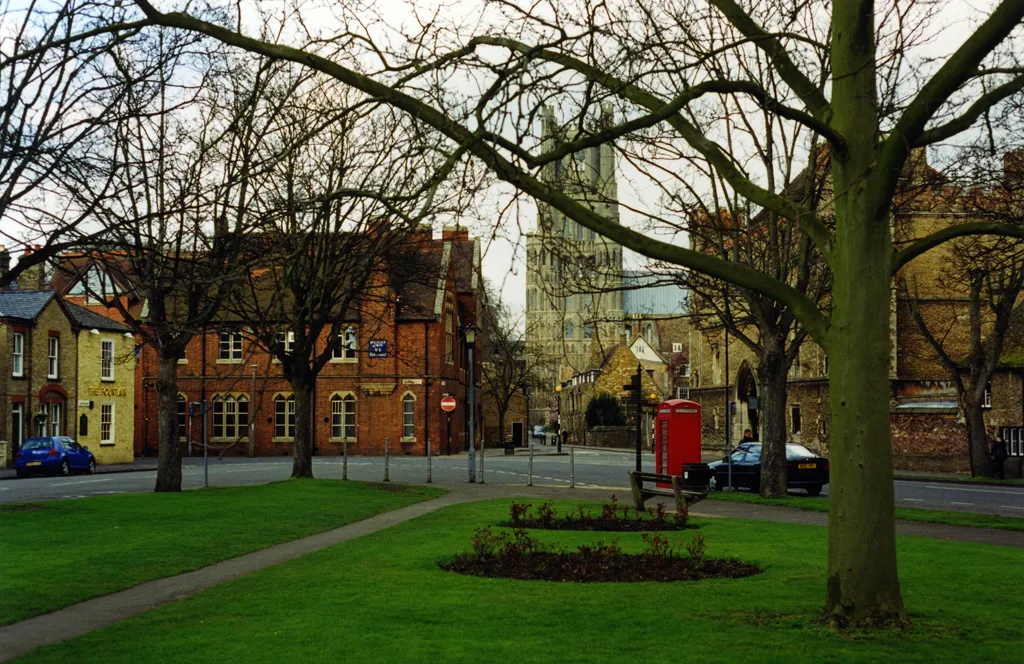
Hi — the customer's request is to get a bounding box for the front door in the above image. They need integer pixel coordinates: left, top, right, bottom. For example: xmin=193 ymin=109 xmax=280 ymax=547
xmin=512 ymin=422 xmax=523 ymax=447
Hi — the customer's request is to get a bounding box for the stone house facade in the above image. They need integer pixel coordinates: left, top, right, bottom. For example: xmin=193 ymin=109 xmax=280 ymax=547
xmin=686 ymin=149 xmax=1024 ymax=474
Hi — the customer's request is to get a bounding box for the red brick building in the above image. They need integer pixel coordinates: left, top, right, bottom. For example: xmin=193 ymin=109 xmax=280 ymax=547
xmin=60 ymin=228 xmax=482 ymax=458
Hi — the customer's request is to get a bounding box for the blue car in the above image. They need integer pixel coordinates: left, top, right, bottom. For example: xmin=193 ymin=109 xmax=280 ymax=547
xmin=15 ymin=437 xmax=96 ymax=478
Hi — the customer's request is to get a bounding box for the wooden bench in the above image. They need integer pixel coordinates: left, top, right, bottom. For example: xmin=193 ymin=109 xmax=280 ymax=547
xmin=628 ymin=471 xmax=707 ymax=514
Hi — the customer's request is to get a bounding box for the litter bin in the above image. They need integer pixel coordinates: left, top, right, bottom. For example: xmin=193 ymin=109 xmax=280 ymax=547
xmin=682 ymin=463 xmax=713 ymax=491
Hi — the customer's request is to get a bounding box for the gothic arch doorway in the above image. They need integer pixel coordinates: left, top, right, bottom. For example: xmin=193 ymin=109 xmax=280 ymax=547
xmin=735 ymin=362 xmax=759 ymax=441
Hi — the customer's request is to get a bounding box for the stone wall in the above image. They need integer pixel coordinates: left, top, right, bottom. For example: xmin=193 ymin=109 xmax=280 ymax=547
xmin=586 ymin=425 xmax=633 ymax=449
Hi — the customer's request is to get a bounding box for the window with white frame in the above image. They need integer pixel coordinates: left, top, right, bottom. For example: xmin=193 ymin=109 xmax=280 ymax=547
xmin=12 ymin=332 xmax=24 ymax=377
xmin=983 ymin=381 xmax=992 ymax=409
xmin=212 ymin=395 xmax=249 ymax=439
xmin=101 ymin=339 xmax=114 ymax=380
xmin=274 ymin=394 xmax=295 ymax=439
xmin=47 ymin=336 xmax=59 ymax=379
xmin=672 ymin=342 xmax=683 ymax=353
xmin=333 ymin=326 xmax=357 ymax=360
xmin=276 ymin=331 xmax=295 ymax=356
xmin=402 ymin=394 xmax=415 ymax=438
xmin=330 ymin=394 xmax=356 ymax=439
xmin=219 ymin=330 xmax=243 ymax=361
xmin=100 ymin=403 xmax=114 ymax=444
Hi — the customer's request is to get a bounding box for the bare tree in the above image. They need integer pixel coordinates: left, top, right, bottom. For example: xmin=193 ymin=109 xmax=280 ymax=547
xmin=229 ymin=73 xmax=471 ymax=477
xmin=905 ymin=148 xmax=1024 ymax=477
xmin=65 ymin=40 xmax=288 ymax=491
xmin=0 ymin=0 xmax=150 ymax=285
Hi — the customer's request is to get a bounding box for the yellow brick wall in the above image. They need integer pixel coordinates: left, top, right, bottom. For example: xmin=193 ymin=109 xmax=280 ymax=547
xmin=76 ymin=329 xmax=135 ymax=464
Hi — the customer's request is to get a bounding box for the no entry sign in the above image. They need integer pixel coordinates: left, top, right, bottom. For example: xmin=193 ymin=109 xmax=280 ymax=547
xmin=440 ymin=395 xmax=457 ymax=412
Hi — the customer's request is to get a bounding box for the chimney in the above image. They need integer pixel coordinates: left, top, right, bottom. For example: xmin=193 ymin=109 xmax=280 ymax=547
xmin=16 ymin=244 xmax=46 ymax=291
xmin=1004 ymin=149 xmax=1024 ymax=188
xmin=441 ymin=225 xmax=470 ymax=242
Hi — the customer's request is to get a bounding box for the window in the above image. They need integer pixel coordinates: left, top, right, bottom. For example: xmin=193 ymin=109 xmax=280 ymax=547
xmin=100 ymin=403 xmax=114 ymax=444
xmin=101 ymin=340 xmax=114 ymax=380
xmin=672 ymin=342 xmax=683 ymax=353
xmin=333 ymin=326 xmax=357 ymax=360
xmin=624 ymin=324 xmax=632 ymax=339
xmin=331 ymin=394 xmax=356 ymax=439
xmin=275 ymin=395 xmax=295 ymax=439
xmin=983 ymin=382 xmax=992 ymax=409
xmin=212 ymin=395 xmax=249 ymax=439
xmin=177 ymin=396 xmax=187 ymax=439
xmin=645 ymin=324 xmax=653 ymax=342
xmin=583 ymin=323 xmax=593 ymax=339
xmin=12 ymin=333 xmax=23 ymax=377
xmin=445 ymin=293 xmax=455 ymax=364
xmin=791 ymin=406 xmax=802 ymax=435
xmin=582 ymin=295 xmax=592 ymax=311
xmin=565 ymin=321 xmax=574 ymax=339
xmin=219 ymin=330 xmax=243 ymax=361
xmin=402 ymin=394 xmax=415 ymax=439
xmin=47 ymin=336 xmax=59 ymax=379
xmin=576 ymin=223 xmax=583 ymax=241
xmin=38 ymin=403 xmax=62 ymax=436
xmin=276 ymin=331 xmax=295 ymax=355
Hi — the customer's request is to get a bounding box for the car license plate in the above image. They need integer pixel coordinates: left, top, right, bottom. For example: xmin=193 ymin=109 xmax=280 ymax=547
xmin=27 ymin=461 xmax=41 ymax=467
xmin=798 ymin=463 xmax=816 ymax=469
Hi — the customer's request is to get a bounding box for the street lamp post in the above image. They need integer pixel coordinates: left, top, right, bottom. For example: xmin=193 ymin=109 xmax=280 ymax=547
xmin=554 ymin=384 xmax=563 ymax=453
xmin=465 ymin=326 xmax=477 ymax=483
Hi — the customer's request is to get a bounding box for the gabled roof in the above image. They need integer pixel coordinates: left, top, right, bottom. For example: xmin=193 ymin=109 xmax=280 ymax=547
xmin=0 ymin=290 xmax=54 ymax=321
xmin=64 ymin=302 xmax=131 ymax=333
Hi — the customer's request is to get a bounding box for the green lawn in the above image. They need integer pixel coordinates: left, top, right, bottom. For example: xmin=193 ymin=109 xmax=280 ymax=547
xmin=17 ymin=499 xmax=1024 ymax=663
xmin=706 ymin=490 xmax=1024 ymax=531
xmin=0 ymin=480 xmax=444 ymax=625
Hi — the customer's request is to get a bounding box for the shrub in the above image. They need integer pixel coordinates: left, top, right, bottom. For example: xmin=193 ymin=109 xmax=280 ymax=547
xmin=586 ymin=393 xmax=626 ymax=427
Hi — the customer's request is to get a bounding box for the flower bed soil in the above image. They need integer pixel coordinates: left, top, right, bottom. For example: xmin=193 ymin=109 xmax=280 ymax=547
xmin=441 ymin=552 xmax=762 ymax=582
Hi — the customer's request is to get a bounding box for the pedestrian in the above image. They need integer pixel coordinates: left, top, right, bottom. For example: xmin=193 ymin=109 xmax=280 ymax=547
xmin=740 ymin=428 xmax=754 ymax=444
xmin=989 ymin=436 xmax=1009 ymax=480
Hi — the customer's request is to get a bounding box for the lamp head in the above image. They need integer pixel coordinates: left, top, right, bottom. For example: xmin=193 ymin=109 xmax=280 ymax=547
xmin=554 ymin=385 xmax=562 ymax=393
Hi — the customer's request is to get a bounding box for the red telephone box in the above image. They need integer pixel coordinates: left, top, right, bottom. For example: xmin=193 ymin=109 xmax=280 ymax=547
xmin=655 ymin=399 xmax=703 ymax=488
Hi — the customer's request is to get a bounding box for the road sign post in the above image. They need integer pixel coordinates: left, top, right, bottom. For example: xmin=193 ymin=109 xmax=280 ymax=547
xmin=623 ymin=365 xmax=644 ymax=473
xmin=441 ymin=395 xmax=456 ymax=456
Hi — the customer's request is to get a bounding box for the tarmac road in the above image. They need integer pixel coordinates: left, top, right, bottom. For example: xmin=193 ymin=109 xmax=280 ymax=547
xmin=3 ymin=446 xmax=1024 ymax=518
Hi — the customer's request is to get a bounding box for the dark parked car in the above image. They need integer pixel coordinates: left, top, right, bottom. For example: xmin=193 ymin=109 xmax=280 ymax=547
xmin=708 ymin=443 xmax=829 ymax=495
xmin=14 ymin=437 xmax=96 ymax=478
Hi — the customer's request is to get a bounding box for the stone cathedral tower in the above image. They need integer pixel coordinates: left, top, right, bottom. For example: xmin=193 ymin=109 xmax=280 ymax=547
xmin=525 ymin=106 xmax=624 ymax=427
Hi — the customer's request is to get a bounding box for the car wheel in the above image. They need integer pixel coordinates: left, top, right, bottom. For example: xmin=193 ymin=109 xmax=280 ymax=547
xmin=806 ymin=484 xmax=823 ymax=497
xmin=87 ymin=459 xmax=96 ymax=475
xmin=59 ymin=460 xmax=70 ymax=477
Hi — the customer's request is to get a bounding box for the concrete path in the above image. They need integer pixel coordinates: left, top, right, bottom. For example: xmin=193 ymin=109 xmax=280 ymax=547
xmin=1 ymin=482 xmax=1020 ymax=661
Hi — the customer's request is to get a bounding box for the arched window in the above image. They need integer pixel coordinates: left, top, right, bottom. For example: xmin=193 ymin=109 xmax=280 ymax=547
xmin=645 ymin=323 xmax=653 ymax=342
xmin=402 ymin=394 xmax=415 ymax=439
xmin=584 ymin=323 xmax=593 ymax=339
xmin=274 ymin=394 xmax=295 ymax=439
xmin=565 ymin=321 xmax=574 ymax=339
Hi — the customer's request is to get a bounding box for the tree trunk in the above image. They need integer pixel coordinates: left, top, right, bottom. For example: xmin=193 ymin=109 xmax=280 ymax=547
xmin=757 ymin=357 xmax=789 ymax=497
xmin=963 ymin=402 xmax=993 ymax=478
xmin=154 ymin=353 xmax=182 ymax=492
xmin=291 ymin=381 xmax=314 ymax=478
xmin=826 ymin=203 xmax=907 ymax=627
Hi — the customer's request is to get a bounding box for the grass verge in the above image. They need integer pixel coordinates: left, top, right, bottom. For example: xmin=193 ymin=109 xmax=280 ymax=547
xmin=16 ymin=499 xmax=1023 ymax=664
xmin=0 ymin=479 xmax=444 ymax=625
xmin=706 ymin=490 xmax=1024 ymax=531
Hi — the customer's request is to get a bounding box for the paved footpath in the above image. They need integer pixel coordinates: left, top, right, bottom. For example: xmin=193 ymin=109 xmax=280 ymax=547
xmin=1 ymin=482 xmax=1020 ymax=661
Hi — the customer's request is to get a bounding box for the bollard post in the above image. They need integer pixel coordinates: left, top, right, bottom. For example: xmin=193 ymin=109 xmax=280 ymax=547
xmin=427 ymin=439 xmax=432 ymax=483
xmin=384 ymin=437 xmax=390 ymax=482
xmin=479 ymin=433 xmax=485 ymax=484
xmin=528 ymin=445 xmax=534 ymax=487
xmin=570 ymin=445 xmax=575 ymax=489
xmin=343 ymin=435 xmax=348 ymax=481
